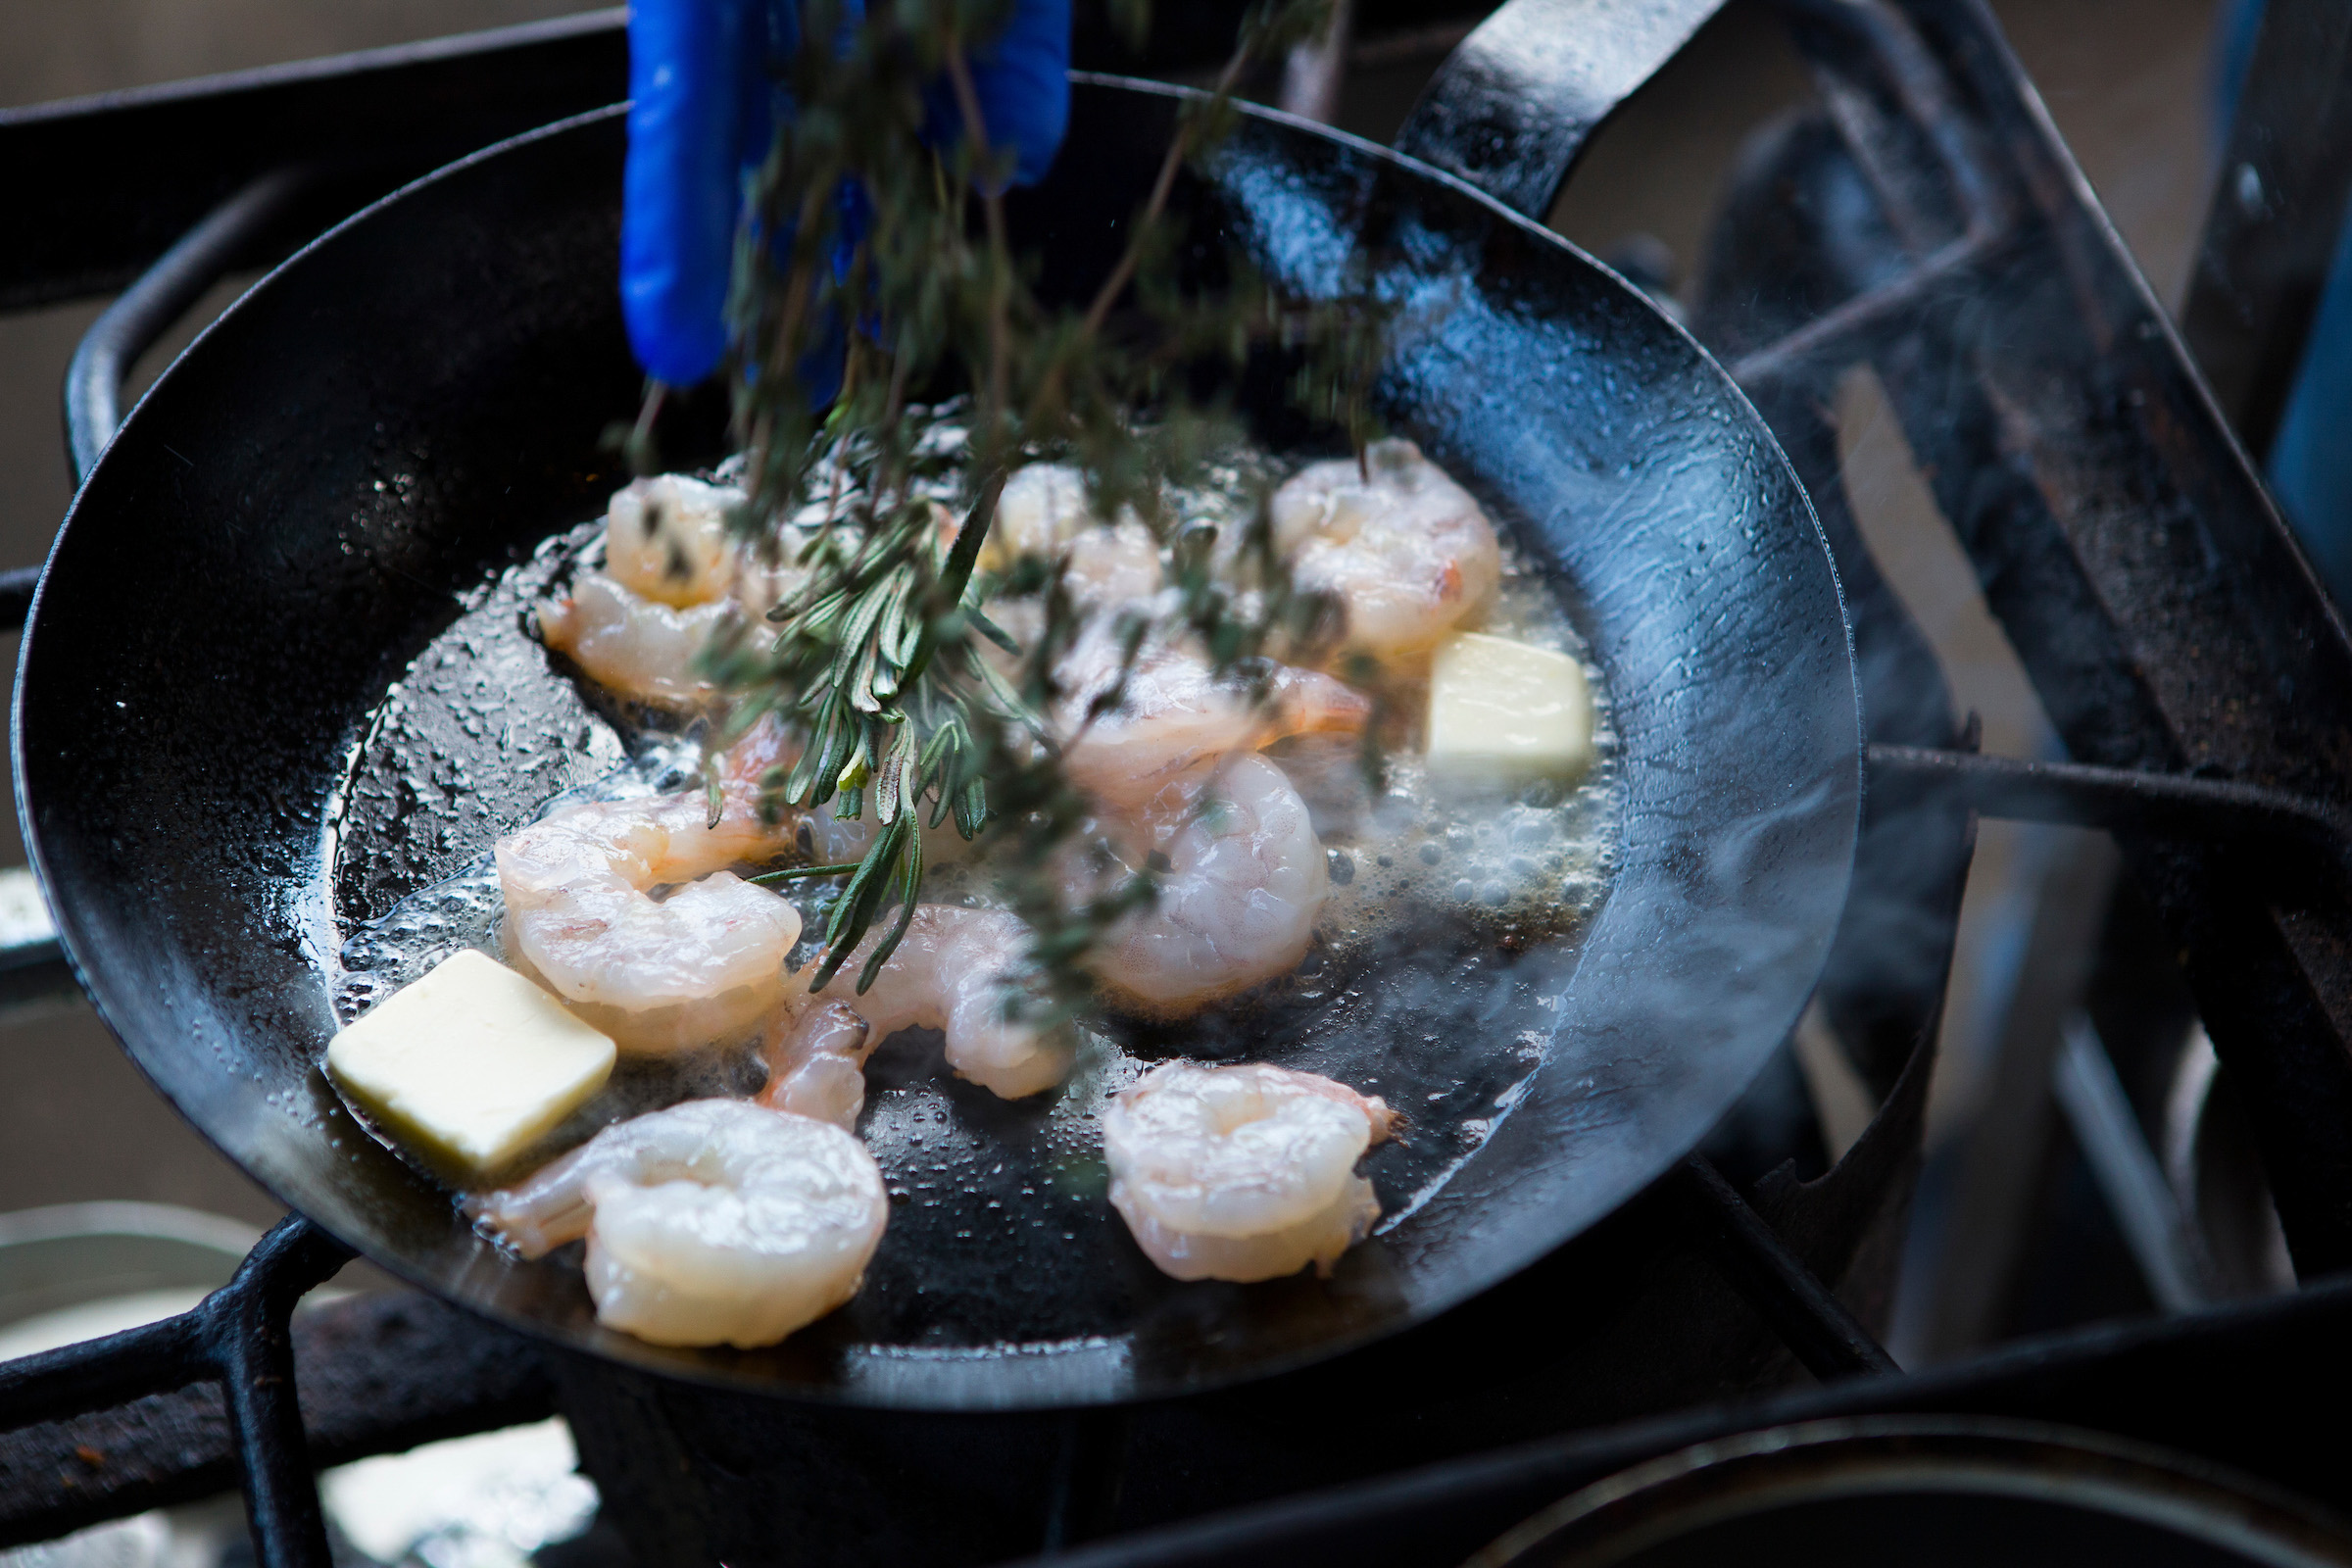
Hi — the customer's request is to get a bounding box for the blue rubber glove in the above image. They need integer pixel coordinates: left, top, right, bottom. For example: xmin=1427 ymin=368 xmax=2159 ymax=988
xmin=622 ymin=0 xmax=1073 ymax=388
xmin=2215 ymin=0 xmax=2352 ymax=606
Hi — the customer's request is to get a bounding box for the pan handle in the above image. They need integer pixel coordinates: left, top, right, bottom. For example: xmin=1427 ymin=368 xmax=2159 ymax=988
xmin=0 ymin=172 xmax=309 ymax=642
xmin=62 ymin=171 xmax=309 ymax=489
xmin=1393 ymin=0 xmax=1732 ymax=220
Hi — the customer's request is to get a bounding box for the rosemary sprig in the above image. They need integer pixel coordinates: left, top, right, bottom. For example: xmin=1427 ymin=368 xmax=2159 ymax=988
xmin=694 ymin=0 xmax=1383 ymax=1001
xmin=748 ymin=862 xmax=863 ymax=886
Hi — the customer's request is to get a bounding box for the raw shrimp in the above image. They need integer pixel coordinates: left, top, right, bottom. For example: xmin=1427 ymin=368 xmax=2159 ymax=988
xmin=1269 ymin=438 xmax=1500 ymax=662
xmin=606 ymin=474 xmax=742 ymax=608
xmin=469 ymin=1099 xmax=886 ymax=1348
xmin=757 ymin=1001 xmax=876 ymax=1130
xmin=813 ymin=906 xmax=1071 ymax=1099
xmin=985 ymin=463 xmax=1161 ymax=607
xmin=1080 ymin=753 xmax=1331 ymax=1014
xmin=497 ymin=725 xmax=801 ymax=1054
xmin=1057 ymin=628 xmax=1372 ymax=814
xmin=541 ymin=475 xmax=806 ymax=708
xmin=975 ymin=466 xmax=1372 ymax=811
xmin=539 ymin=573 xmax=731 ymax=710
xmin=1101 ymin=1061 xmax=1396 ymax=1282
xmin=796 ymin=794 xmax=979 ymax=873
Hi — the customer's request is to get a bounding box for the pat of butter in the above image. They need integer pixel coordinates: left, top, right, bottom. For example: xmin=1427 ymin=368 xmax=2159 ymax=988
xmin=1426 ymin=631 xmax=1595 ymax=784
xmin=326 ymin=950 xmax=614 ymax=1177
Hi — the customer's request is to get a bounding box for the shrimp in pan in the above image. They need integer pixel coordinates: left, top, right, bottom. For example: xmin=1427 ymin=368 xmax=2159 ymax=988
xmin=539 ymin=475 xmax=806 ymax=708
xmin=812 ymin=906 xmax=1071 ymax=1099
xmin=982 ymin=463 xmax=1162 ymax=608
xmin=796 ymin=791 xmax=979 ymax=875
xmin=496 ymin=724 xmax=801 ymax=1054
xmin=1269 ymin=438 xmax=1500 ymax=662
xmin=757 ymin=1001 xmax=877 ymax=1131
xmin=1102 ymin=1061 xmax=1397 ymax=1282
xmin=605 ymin=474 xmax=742 ymax=606
xmin=469 ymin=1099 xmax=886 ymax=1348
xmin=1056 ymin=631 xmax=1371 ymax=815
xmin=539 ymin=575 xmax=735 ymax=710
xmin=1078 ymin=753 xmax=1332 ymax=1016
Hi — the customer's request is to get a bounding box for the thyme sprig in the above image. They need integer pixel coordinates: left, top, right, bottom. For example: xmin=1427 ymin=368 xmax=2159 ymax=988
xmin=689 ymin=0 xmax=1387 ymax=1004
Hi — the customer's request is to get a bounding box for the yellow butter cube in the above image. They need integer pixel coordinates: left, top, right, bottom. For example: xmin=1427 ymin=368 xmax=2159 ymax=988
xmin=1427 ymin=631 xmax=1595 ymax=785
xmin=326 ymin=949 xmax=614 ymax=1177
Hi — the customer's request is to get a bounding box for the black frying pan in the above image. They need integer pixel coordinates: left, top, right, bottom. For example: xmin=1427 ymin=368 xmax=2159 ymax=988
xmin=15 ymin=35 xmax=1858 ymax=1408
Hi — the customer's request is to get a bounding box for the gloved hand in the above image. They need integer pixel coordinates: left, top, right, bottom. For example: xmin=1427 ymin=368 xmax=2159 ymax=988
xmin=622 ymin=0 xmax=1073 ymax=388
xmin=2214 ymin=0 xmax=2352 ymax=605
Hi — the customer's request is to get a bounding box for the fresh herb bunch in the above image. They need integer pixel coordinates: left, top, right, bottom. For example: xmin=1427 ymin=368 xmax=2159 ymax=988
xmin=686 ymin=0 xmax=1389 ymax=1007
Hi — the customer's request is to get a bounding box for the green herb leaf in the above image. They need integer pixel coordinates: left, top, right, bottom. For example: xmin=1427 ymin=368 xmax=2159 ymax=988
xmin=709 ymin=0 xmax=1377 ymax=1006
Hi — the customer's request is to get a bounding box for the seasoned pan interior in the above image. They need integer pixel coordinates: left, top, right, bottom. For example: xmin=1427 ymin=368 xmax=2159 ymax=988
xmin=16 ymin=87 xmax=1858 ymax=1407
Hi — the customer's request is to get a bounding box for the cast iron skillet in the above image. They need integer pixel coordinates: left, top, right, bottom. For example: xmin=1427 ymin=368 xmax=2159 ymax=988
xmin=15 ymin=49 xmax=1859 ymax=1406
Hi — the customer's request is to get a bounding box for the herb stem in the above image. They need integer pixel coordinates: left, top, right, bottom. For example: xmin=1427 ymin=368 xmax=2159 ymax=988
xmin=749 ymin=861 xmax=865 ymax=886
xmin=716 ymin=0 xmax=1366 ymax=1004
xmin=943 ymin=44 xmax=1014 ymax=457
xmin=1079 ymin=43 xmax=1252 ymax=341
xmin=767 ymin=183 xmax=834 ymax=381
xmin=624 ymin=380 xmax=666 ymax=476
xmin=902 ymin=466 xmax=1008 ymax=692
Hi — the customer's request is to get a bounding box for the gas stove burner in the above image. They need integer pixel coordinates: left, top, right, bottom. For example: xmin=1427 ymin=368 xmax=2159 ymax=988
xmin=1474 ymin=1418 xmax=2352 ymax=1568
